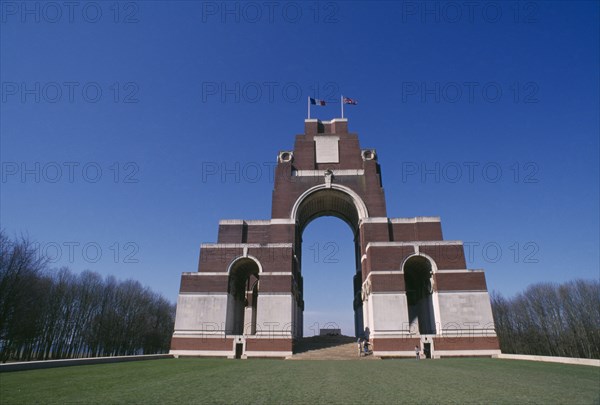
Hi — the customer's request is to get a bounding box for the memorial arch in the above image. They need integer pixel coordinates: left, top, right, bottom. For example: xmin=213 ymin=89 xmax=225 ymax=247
xmin=293 ymin=185 xmax=367 ymax=337
xmin=170 ymin=118 xmax=501 ymax=358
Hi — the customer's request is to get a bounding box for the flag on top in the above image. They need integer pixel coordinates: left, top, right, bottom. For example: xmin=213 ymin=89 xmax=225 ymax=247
xmin=310 ymin=97 xmax=326 ymax=106
xmin=343 ymin=97 xmax=358 ymax=105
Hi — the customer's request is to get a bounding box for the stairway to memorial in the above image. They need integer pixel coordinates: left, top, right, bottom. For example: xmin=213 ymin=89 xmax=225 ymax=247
xmin=289 ymin=335 xmax=379 ymax=360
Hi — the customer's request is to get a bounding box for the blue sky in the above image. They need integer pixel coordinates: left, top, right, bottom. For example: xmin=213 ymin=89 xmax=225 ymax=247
xmin=1 ymin=1 xmax=598 ymax=335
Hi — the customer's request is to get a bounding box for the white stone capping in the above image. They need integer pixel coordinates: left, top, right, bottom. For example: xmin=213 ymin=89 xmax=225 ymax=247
xmin=185 ymin=272 xmax=295 ymax=278
xmin=438 ymin=331 xmax=497 ymax=336
xmin=304 ymin=118 xmax=348 ymax=124
xmin=244 ymin=334 xmax=293 ymax=339
xmin=245 ymin=351 xmax=292 ymax=358
xmin=255 ymin=292 xmax=292 ymax=296
xmin=367 ymin=291 xmax=407 ymax=295
xmin=219 ymin=219 xmax=244 ymax=225
xmin=437 ymin=290 xmax=491 ymax=294
xmin=201 ymin=243 xmax=293 ymax=249
xmin=292 ymin=169 xmax=365 ymax=177
xmin=371 ymin=331 xmax=414 ymax=337
xmin=390 ymin=217 xmax=441 ymax=223
xmin=170 ymin=350 xmax=232 ymax=357
xmin=368 ymin=271 xmax=403 ymax=275
xmin=360 ymin=217 xmax=389 ymax=224
xmin=270 ymin=218 xmax=296 ymax=224
xmin=371 ymin=331 xmax=496 ymax=338
xmin=244 ymin=220 xmax=271 ymax=225
xmin=172 ymin=331 xmax=226 ymax=337
xmin=435 ymin=350 xmax=501 ymax=357
xmin=434 ymin=269 xmax=471 ymax=273
xmin=218 ymin=219 xmax=295 ymax=226
xmin=178 ymin=291 xmax=229 ymax=295
xmin=366 ymin=240 xmax=462 ymax=252
xmin=373 ymin=351 xmax=416 ymax=357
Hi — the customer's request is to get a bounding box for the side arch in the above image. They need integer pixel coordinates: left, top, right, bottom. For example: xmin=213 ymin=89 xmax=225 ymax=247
xmin=226 ymin=256 xmax=261 ymax=335
xmin=402 ymin=254 xmax=438 ymax=335
xmin=400 ymin=252 xmax=439 ymax=274
xmin=226 ymin=255 xmax=264 ymax=274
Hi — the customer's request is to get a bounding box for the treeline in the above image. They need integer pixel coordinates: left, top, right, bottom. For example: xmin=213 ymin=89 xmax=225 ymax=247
xmin=491 ymin=279 xmax=600 ymax=359
xmin=0 ymin=232 xmax=175 ymax=362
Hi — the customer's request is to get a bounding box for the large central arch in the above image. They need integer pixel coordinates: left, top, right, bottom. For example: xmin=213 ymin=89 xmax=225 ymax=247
xmin=292 ymin=185 xmax=369 ymax=337
xmin=291 ymin=184 xmax=369 ymax=233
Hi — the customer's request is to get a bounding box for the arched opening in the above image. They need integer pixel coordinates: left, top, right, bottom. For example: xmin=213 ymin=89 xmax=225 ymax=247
xmin=403 ymin=256 xmax=436 ymax=335
xmin=293 ymin=186 xmax=367 ymax=338
xmin=301 ymin=217 xmax=356 ymax=336
xmin=226 ymin=258 xmax=260 ymax=335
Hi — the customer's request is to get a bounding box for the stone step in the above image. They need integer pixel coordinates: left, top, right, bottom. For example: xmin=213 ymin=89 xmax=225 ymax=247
xmin=289 ymin=335 xmax=379 ymax=360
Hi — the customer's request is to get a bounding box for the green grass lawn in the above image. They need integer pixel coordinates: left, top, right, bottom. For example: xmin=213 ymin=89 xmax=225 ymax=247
xmin=1 ymin=358 xmax=598 ymax=404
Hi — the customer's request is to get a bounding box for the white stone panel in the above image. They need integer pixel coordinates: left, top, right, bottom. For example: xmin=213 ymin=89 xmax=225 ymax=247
xmin=371 ymin=293 xmax=410 ymax=332
xmin=174 ymin=294 xmax=228 ymax=332
xmin=315 ymin=136 xmax=339 ymax=163
xmin=437 ymin=292 xmax=495 ymax=330
xmin=256 ymin=294 xmax=293 ymax=335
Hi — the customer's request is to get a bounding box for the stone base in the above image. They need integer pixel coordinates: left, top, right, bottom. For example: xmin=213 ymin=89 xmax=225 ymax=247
xmin=372 ymin=336 xmax=501 ymax=358
xmin=170 ymin=336 xmax=292 ymax=358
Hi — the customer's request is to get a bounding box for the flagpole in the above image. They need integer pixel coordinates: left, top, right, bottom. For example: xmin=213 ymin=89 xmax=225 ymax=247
xmin=341 ymin=95 xmax=344 ymax=119
xmin=307 ymin=96 xmax=310 ymax=119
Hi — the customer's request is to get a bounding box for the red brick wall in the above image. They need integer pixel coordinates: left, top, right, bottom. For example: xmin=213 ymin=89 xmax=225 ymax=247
xmin=435 ymin=272 xmax=488 ymax=291
xmin=367 ymin=246 xmax=414 ymax=272
xmin=360 ymin=223 xmax=391 ymax=252
xmin=434 ymin=336 xmax=500 ymax=351
xmin=259 ymin=275 xmax=292 ymax=293
xmin=269 ymin=224 xmax=295 ymax=243
xmin=249 ymin=246 xmax=293 ymax=273
xmin=420 ymin=245 xmax=466 ymax=269
xmin=217 ymin=224 xmax=244 ymax=243
xmin=198 ymin=247 xmax=242 ymax=272
xmin=292 ymin=137 xmax=315 ymax=169
xmin=373 ymin=338 xmax=421 ymax=351
xmin=180 ymin=274 xmax=228 ymax=293
xmin=390 ymin=221 xmax=443 ymax=241
xmin=392 ymin=224 xmax=417 ymax=241
xmin=171 ymin=337 xmax=233 ymax=351
xmin=416 ymin=222 xmax=443 ymax=240
xmin=370 ymin=273 xmax=405 ymax=292
xmin=246 ymin=338 xmax=292 ymax=352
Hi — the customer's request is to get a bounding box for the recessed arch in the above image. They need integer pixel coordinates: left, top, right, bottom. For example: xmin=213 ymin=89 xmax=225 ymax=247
xmin=226 ymin=255 xmax=263 ymax=274
xmin=401 ymin=252 xmax=439 ymax=273
xmin=403 ymin=255 xmax=437 ymax=335
xmin=226 ymin=257 xmax=261 ymax=335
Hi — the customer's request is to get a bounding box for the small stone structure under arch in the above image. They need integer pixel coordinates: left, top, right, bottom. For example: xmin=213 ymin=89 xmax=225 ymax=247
xmin=170 ymin=119 xmax=500 ymax=358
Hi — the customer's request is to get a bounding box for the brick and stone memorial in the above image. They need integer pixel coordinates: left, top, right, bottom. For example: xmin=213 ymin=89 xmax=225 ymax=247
xmin=170 ymin=118 xmax=501 ymax=358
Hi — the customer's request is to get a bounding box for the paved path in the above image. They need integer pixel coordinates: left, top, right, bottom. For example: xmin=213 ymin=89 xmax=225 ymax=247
xmin=289 ymin=335 xmax=379 ymax=360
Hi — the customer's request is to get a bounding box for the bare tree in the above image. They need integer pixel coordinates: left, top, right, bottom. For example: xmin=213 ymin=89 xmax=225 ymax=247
xmin=492 ymin=279 xmax=600 ymax=359
xmin=0 ymin=231 xmax=175 ymax=362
